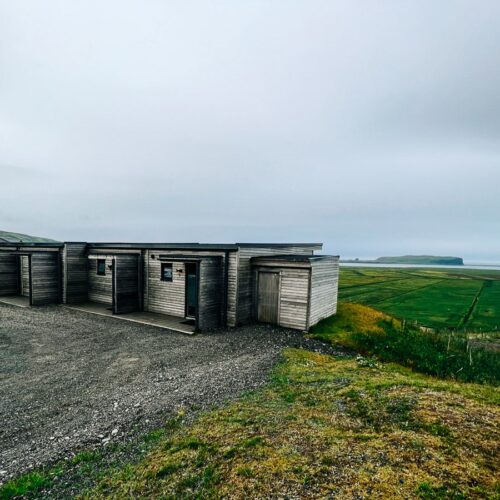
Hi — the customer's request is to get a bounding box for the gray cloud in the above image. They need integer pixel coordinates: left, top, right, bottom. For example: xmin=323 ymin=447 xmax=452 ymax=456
xmin=1 ymin=1 xmax=499 ymax=262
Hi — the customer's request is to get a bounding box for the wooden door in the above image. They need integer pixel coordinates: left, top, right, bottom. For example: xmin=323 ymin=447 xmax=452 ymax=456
xmin=257 ymin=272 xmax=280 ymax=324
xmin=185 ymin=263 xmax=198 ymax=318
xmin=113 ymin=255 xmax=140 ymax=314
xmin=30 ymin=253 xmax=60 ymax=305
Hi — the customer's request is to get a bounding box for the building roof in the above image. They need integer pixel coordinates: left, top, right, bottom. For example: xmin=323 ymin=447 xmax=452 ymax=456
xmin=251 ymin=254 xmax=339 ymax=262
xmin=0 ymin=242 xmax=324 ymax=251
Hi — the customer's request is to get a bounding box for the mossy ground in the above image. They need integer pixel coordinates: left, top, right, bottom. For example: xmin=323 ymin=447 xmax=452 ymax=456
xmin=83 ymin=349 xmax=499 ymax=499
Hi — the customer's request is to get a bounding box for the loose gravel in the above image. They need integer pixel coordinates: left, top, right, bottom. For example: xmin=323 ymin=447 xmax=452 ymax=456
xmin=0 ymin=304 xmax=344 ymax=483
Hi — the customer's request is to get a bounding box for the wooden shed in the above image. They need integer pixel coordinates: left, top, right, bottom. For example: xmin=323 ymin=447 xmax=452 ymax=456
xmin=0 ymin=247 xmax=62 ymax=306
xmin=251 ymin=255 xmax=339 ymax=331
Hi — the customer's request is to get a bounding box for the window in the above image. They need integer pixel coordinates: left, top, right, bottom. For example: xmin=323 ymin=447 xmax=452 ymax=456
xmin=161 ymin=263 xmax=173 ymax=282
xmin=97 ymin=259 xmax=106 ymax=276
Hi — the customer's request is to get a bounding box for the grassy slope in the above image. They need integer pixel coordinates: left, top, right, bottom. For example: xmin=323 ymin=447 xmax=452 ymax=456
xmin=310 ymin=303 xmax=499 ymax=385
xmin=340 ymin=267 xmax=500 ymax=331
xmin=82 ymin=350 xmax=498 ymax=499
xmin=0 ymin=230 xmax=58 ymax=243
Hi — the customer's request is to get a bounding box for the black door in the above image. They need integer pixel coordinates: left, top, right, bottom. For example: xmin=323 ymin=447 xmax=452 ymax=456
xmin=185 ymin=263 xmax=198 ymax=318
xmin=112 ymin=255 xmax=140 ymax=314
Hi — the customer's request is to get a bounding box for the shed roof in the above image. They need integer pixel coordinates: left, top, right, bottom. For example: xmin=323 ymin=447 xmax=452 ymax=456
xmin=251 ymin=254 xmax=339 ymax=263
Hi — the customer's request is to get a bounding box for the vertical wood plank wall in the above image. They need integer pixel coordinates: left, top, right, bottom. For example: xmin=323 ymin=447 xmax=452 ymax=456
xmin=113 ymin=255 xmax=140 ymax=313
xmin=279 ymin=268 xmax=310 ymax=330
xmin=63 ymin=243 xmax=88 ymax=304
xmin=309 ymin=257 xmax=339 ymax=328
xmin=0 ymin=254 xmax=19 ymax=295
xmin=226 ymin=251 xmax=238 ymax=327
xmin=31 ymin=253 xmax=60 ymax=305
xmin=237 ymin=246 xmax=319 ymax=325
xmin=87 ymin=256 xmax=113 ymax=305
xmin=198 ymin=257 xmax=223 ymax=329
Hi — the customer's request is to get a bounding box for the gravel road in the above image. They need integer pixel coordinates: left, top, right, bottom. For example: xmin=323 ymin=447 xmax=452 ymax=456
xmin=0 ymin=304 xmax=341 ymax=482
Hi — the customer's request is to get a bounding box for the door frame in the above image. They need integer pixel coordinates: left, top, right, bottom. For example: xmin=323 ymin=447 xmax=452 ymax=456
xmin=256 ymin=269 xmax=281 ymax=325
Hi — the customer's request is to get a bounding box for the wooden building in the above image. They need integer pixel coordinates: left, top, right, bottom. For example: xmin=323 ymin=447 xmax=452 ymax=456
xmin=0 ymin=243 xmax=62 ymax=306
xmin=0 ymin=241 xmax=339 ymax=331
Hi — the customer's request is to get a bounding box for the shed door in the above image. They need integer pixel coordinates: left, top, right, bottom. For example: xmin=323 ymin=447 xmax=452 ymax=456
xmin=185 ymin=262 xmax=198 ymax=318
xmin=257 ymin=271 xmax=280 ymax=324
xmin=113 ymin=255 xmax=140 ymax=314
xmin=0 ymin=254 xmax=19 ymax=296
xmin=31 ymin=253 xmax=60 ymax=305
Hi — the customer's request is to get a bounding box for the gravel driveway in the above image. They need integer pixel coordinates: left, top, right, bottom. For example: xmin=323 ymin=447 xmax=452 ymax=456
xmin=0 ymin=304 xmax=339 ymax=482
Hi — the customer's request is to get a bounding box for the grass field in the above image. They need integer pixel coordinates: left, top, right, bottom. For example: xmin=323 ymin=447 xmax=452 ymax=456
xmin=340 ymin=267 xmax=500 ymax=331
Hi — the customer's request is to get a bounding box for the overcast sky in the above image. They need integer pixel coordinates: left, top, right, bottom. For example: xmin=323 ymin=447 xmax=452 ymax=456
xmin=1 ymin=1 xmax=499 ymax=261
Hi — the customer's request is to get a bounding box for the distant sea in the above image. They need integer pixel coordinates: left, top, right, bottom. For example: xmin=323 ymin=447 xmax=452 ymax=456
xmin=340 ymin=262 xmax=500 ymax=271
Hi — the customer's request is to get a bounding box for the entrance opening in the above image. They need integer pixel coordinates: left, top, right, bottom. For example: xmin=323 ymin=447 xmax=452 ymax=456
xmin=185 ymin=263 xmax=198 ymax=319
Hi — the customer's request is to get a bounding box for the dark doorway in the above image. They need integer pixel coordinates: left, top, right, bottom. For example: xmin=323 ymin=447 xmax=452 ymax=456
xmin=185 ymin=263 xmax=198 ymax=318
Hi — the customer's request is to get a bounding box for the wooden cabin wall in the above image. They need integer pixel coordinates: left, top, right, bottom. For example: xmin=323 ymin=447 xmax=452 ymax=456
xmin=88 ymin=256 xmax=113 ymax=305
xmin=309 ymin=257 xmax=339 ymax=328
xmin=145 ymin=256 xmax=186 ymax=317
xmin=0 ymin=253 xmax=19 ymax=295
xmin=144 ymin=249 xmax=236 ymax=326
xmin=31 ymin=253 xmax=60 ymax=305
xmin=63 ymin=243 xmax=88 ymax=304
xmin=20 ymin=255 xmax=30 ymax=297
xmin=198 ymin=258 xmax=223 ymax=330
xmin=237 ymin=246 xmax=319 ymax=325
xmin=226 ymin=251 xmax=238 ymax=327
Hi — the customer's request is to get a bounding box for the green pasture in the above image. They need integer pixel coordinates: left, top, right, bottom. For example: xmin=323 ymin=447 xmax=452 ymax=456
xmin=340 ymin=267 xmax=500 ymax=331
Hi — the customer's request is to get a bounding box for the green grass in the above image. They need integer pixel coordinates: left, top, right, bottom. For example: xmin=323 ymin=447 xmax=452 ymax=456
xmin=0 ymin=472 xmax=51 ymax=499
xmin=79 ymin=349 xmax=499 ymax=498
xmin=310 ymin=303 xmax=500 ymax=385
xmin=0 ymin=423 xmax=176 ymax=499
xmin=340 ymin=267 xmax=500 ymax=331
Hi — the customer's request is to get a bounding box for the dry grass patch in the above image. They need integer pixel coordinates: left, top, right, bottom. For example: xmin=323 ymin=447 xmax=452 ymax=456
xmin=85 ymin=349 xmax=499 ymax=499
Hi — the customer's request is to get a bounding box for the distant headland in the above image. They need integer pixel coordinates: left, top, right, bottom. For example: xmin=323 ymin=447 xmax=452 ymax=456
xmin=341 ymin=255 xmax=464 ymax=266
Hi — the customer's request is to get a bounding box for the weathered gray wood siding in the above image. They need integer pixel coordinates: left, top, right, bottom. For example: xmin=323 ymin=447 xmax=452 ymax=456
xmin=20 ymin=256 xmax=30 ymax=297
xmin=0 ymin=254 xmax=19 ymax=295
xmin=31 ymin=253 xmax=60 ymax=305
xmin=253 ymin=266 xmax=310 ymax=330
xmin=113 ymin=255 xmax=140 ymax=314
xmin=63 ymin=243 xmax=88 ymax=304
xmin=198 ymin=257 xmax=223 ymax=330
xmin=237 ymin=246 xmax=320 ymax=325
xmin=144 ymin=249 xmax=236 ymax=326
xmin=145 ymin=257 xmax=186 ymax=316
xmin=88 ymin=256 xmax=113 ymax=305
xmin=279 ymin=268 xmax=310 ymax=330
xmin=309 ymin=257 xmax=339 ymax=328
xmin=226 ymin=251 xmax=238 ymax=327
